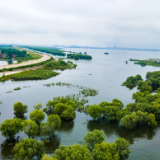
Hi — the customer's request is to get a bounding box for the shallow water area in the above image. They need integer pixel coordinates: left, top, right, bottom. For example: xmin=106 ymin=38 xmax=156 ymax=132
xmin=0 ymin=49 xmax=160 ymax=159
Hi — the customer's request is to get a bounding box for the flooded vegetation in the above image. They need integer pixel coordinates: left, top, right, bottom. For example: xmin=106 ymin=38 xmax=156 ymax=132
xmin=1 ymin=49 xmax=160 ymax=159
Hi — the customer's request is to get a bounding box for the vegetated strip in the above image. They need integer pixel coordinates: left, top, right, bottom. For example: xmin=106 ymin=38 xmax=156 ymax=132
xmin=67 ymin=53 xmax=92 ymax=60
xmin=130 ymin=58 xmax=160 ymax=67
xmin=0 ymin=59 xmax=77 ymax=82
xmin=0 ymin=57 xmax=54 ymax=72
xmin=23 ymin=46 xmax=66 ymax=56
xmin=0 ymin=69 xmax=59 ymax=81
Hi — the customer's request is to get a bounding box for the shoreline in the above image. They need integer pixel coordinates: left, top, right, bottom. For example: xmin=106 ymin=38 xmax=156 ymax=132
xmin=0 ymin=55 xmax=57 ymax=76
xmin=0 ymin=54 xmax=51 ymax=70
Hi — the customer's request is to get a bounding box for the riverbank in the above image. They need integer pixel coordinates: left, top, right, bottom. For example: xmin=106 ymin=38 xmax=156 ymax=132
xmin=0 ymin=58 xmax=57 ymax=76
xmin=0 ymin=54 xmax=51 ymax=70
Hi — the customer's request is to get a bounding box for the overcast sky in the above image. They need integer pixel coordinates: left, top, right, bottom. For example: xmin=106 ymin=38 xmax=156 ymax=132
xmin=0 ymin=0 xmax=160 ymax=48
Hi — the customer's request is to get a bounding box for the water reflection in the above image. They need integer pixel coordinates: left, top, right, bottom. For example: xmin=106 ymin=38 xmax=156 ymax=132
xmin=0 ymin=137 xmax=20 ymax=159
xmin=44 ymin=135 xmax=60 ymax=153
xmin=7 ymin=61 xmax=13 ymax=65
xmin=87 ymin=119 xmax=159 ymax=144
xmin=59 ymin=120 xmax=74 ymax=133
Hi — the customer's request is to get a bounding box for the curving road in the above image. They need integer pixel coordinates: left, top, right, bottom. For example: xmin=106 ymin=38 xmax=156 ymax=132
xmin=0 ymin=54 xmax=51 ymax=70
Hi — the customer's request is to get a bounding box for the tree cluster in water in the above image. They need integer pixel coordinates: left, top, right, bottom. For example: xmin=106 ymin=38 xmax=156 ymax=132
xmin=67 ymin=53 xmax=92 ymax=60
xmin=1 ymin=69 xmax=160 ymax=159
xmin=0 ymin=100 xmax=131 ymax=160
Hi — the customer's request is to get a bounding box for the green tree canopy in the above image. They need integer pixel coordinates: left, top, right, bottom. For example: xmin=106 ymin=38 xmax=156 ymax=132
xmin=40 ymin=121 xmax=55 ymax=139
xmin=84 ymin=129 xmax=105 ymax=149
xmin=53 ymin=144 xmax=93 ymax=160
xmin=29 ymin=109 xmax=45 ymax=125
xmin=33 ymin=103 xmax=43 ymax=109
xmin=0 ymin=118 xmax=22 ymax=139
xmin=47 ymin=114 xmax=61 ymax=129
xmin=115 ymin=138 xmax=131 ymax=159
xmin=13 ymin=138 xmax=45 ymax=160
xmin=87 ymin=105 xmax=102 ymax=119
xmin=22 ymin=120 xmax=39 ymax=138
xmin=13 ymin=102 xmax=28 ymax=118
xmin=93 ymin=141 xmax=119 ymax=160
xmin=41 ymin=154 xmax=57 ymax=160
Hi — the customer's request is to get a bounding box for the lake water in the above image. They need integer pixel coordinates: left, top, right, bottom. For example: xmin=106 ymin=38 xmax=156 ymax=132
xmin=0 ymin=59 xmax=17 ymax=66
xmin=0 ymin=49 xmax=160 ymax=159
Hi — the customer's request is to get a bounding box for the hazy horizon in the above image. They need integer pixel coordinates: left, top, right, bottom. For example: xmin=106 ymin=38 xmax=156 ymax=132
xmin=0 ymin=0 xmax=160 ymax=49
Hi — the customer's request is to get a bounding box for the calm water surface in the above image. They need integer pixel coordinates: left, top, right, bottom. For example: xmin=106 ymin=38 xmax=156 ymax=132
xmin=0 ymin=49 xmax=160 ymax=159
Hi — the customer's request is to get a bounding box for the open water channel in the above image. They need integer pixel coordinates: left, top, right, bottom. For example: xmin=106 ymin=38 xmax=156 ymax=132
xmin=0 ymin=48 xmax=160 ymax=159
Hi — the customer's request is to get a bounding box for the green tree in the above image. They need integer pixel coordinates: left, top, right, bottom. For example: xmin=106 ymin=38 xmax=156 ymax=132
xmin=93 ymin=141 xmax=119 ymax=160
xmin=29 ymin=109 xmax=45 ymax=125
xmin=0 ymin=118 xmax=22 ymax=140
xmin=41 ymin=154 xmax=57 ymax=160
xmin=54 ymin=103 xmax=75 ymax=120
xmin=33 ymin=103 xmax=43 ymax=109
xmin=103 ymin=106 xmax=120 ymax=121
xmin=53 ymin=144 xmax=93 ymax=160
xmin=112 ymin=99 xmax=124 ymax=109
xmin=148 ymin=113 xmax=157 ymax=127
xmin=13 ymin=138 xmax=45 ymax=160
xmin=120 ymin=112 xmax=138 ymax=129
xmin=47 ymin=114 xmax=61 ymax=129
xmin=115 ymin=138 xmax=131 ymax=159
xmin=22 ymin=120 xmax=39 ymax=138
xmin=87 ymin=105 xmax=102 ymax=119
xmin=84 ymin=129 xmax=105 ymax=149
xmin=13 ymin=102 xmax=28 ymax=118
xmin=40 ymin=122 xmax=55 ymax=139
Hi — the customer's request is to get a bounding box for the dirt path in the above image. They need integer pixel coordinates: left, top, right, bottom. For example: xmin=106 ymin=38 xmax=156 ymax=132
xmin=0 ymin=57 xmax=57 ymax=76
xmin=0 ymin=54 xmax=51 ymax=70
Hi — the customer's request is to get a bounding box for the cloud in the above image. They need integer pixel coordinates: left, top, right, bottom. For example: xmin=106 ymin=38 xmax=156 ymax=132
xmin=0 ymin=0 xmax=160 ymax=48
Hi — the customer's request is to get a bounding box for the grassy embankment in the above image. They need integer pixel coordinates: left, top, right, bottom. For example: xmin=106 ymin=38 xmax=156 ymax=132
xmin=0 ymin=46 xmax=42 ymax=62
xmin=14 ymin=48 xmax=42 ymax=62
xmin=0 ymin=57 xmax=54 ymax=72
xmin=23 ymin=46 xmax=66 ymax=56
xmin=130 ymin=58 xmax=160 ymax=67
xmin=0 ymin=59 xmax=77 ymax=82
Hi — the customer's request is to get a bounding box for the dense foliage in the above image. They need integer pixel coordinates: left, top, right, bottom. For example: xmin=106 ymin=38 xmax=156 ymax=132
xmin=118 ymin=70 xmax=160 ymax=129
xmin=0 ymin=69 xmax=59 ymax=81
xmin=44 ymin=59 xmax=77 ymax=70
xmin=25 ymin=46 xmax=66 ymax=56
xmin=53 ymin=129 xmax=131 ymax=160
xmin=122 ymin=74 xmax=143 ymax=88
xmin=40 ymin=114 xmax=61 ymax=139
xmin=43 ymin=94 xmax=88 ymax=120
xmin=0 ymin=47 xmax=26 ymax=58
xmin=84 ymin=129 xmax=105 ymax=149
xmin=22 ymin=120 xmax=39 ymax=138
xmin=13 ymin=102 xmax=28 ymax=118
xmin=41 ymin=154 xmax=57 ymax=160
xmin=130 ymin=58 xmax=160 ymax=67
xmin=67 ymin=53 xmax=92 ymax=60
xmin=53 ymin=144 xmax=93 ymax=160
xmin=13 ymin=138 xmax=45 ymax=160
xmin=0 ymin=118 xmax=22 ymax=139
xmin=0 ymin=59 xmax=77 ymax=82
xmin=29 ymin=109 xmax=45 ymax=125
